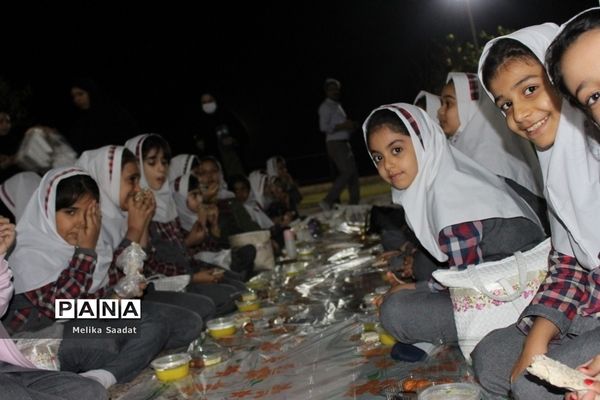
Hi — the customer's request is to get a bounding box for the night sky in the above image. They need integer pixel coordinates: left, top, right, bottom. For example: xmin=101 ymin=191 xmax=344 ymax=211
xmin=2 ymin=1 xmax=597 ymax=183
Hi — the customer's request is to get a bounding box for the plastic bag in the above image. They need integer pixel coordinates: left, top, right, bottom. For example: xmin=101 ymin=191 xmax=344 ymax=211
xmin=113 ymin=242 xmax=147 ymax=298
xmin=15 ymin=127 xmax=77 ymax=173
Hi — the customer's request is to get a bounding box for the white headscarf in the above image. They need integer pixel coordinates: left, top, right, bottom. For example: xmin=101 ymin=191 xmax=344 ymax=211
xmin=445 ymin=72 xmax=544 ymax=196
xmin=0 ymin=172 xmax=41 ymax=222
xmin=245 ymin=170 xmax=274 ymax=229
xmin=169 ymin=154 xmax=199 ymax=182
xmin=170 ymin=172 xmax=198 ymax=232
xmin=266 ymin=156 xmax=280 ymax=177
xmin=362 ymin=103 xmax=540 ymax=262
xmin=200 ymin=156 xmax=235 ymax=200
xmin=124 ymin=134 xmax=178 ymax=223
xmin=479 ymin=23 xmax=600 ymax=270
xmin=413 ymin=90 xmax=441 ymax=121
xmin=76 ymin=146 xmax=128 ymax=250
xmin=10 ymin=167 xmax=113 ymax=294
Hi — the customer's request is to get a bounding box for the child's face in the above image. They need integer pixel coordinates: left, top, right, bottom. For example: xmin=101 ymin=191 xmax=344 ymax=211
xmin=368 ymin=126 xmax=418 ymax=190
xmin=437 ymin=83 xmax=460 ymax=137
xmin=489 ymin=57 xmax=561 ymax=150
xmin=276 ymin=160 xmax=287 ymax=176
xmin=120 ymin=161 xmax=141 ymax=211
xmin=186 ymin=189 xmax=203 ymax=213
xmin=232 ymin=181 xmax=249 ymax=203
xmin=197 ymin=161 xmax=220 ymax=187
xmin=560 ymin=28 xmax=600 ymax=125
xmin=56 ymin=193 xmax=96 ymax=246
xmin=143 ymin=148 xmax=169 ymax=190
xmin=71 ymin=87 xmax=91 ymax=110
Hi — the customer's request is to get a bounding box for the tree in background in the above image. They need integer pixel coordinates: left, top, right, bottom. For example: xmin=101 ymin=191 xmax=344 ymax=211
xmin=414 ymin=26 xmax=513 ymax=96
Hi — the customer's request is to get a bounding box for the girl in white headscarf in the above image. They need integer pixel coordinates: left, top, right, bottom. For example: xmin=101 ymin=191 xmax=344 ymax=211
xmin=363 ymin=103 xmax=544 ymax=350
xmin=4 ymin=167 xmax=169 ymax=388
xmin=168 ymin=154 xmax=199 ymax=183
xmin=0 ymin=172 xmax=41 ymax=223
xmin=266 ymin=156 xmax=302 ymax=211
xmin=196 ymin=156 xmax=260 ymax=249
xmin=546 ymin=8 xmax=600 ymax=127
xmin=246 ymin=170 xmax=274 ymax=229
xmin=124 ymin=135 xmax=245 ymax=312
xmin=438 ymin=72 xmax=545 ymax=202
xmin=476 ymin=22 xmax=600 ymax=400
xmin=413 ymin=90 xmax=441 ymax=121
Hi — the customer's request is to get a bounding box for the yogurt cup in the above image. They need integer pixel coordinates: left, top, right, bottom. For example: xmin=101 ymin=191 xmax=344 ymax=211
xmin=151 ymin=353 xmax=191 ymax=382
xmin=418 ymin=383 xmax=481 ymax=400
xmin=206 ymin=317 xmax=237 ymax=339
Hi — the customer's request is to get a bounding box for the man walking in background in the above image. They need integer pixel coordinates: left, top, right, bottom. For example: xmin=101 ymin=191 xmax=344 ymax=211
xmin=318 ymin=78 xmax=360 ymax=210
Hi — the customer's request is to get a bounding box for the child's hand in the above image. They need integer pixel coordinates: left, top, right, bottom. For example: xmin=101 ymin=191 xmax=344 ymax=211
xmin=192 ymin=269 xmax=222 ymax=284
xmin=0 ymin=216 xmax=15 ymax=255
xmin=566 ymin=355 xmax=600 ymax=399
xmin=185 ymin=221 xmax=207 ymax=247
xmin=205 ymin=204 xmax=219 ymax=226
xmin=201 ymin=183 xmax=219 ymax=204
xmin=77 ymin=201 xmax=101 ymax=250
xmin=127 ymin=190 xmax=155 ymax=238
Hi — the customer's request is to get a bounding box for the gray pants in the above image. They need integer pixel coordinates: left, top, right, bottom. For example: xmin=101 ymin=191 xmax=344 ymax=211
xmin=472 ymin=319 xmax=600 ymax=399
xmin=0 ymin=362 xmax=107 ymax=400
xmin=380 ymin=282 xmax=457 ymax=344
xmin=323 ymin=140 xmax=360 ymax=206
xmin=60 ymin=300 xmax=202 ymax=383
xmin=144 ymin=289 xmax=216 ymax=322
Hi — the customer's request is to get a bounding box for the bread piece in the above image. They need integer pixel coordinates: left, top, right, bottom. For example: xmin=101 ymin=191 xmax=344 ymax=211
xmin=527 ymin=354 xmax=589 ymax=391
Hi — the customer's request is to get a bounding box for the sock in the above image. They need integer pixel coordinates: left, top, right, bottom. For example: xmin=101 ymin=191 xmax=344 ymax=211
xmin=80 ymin=369 xmax=117 ymax=389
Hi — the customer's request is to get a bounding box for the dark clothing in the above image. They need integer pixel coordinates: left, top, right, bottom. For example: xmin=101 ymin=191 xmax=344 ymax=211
xmin=180 ymin=107 xmax=247 ymax=178
xmin=67 ymin=104 xmax=138 ymax=154
xmin=216 ymin=198 xmax=261 ymax=249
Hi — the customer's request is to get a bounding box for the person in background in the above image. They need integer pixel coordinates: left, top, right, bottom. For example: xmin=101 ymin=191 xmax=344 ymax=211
xmin=67 ymin=78 xmax=139 ymax=154
xmin=0 ymin=111 xmax=24 ymax=182
xmin=413 ymin=90 xmax=441 ymax=121
xmin=266 ymin=156 xmax=302 ymax=212
xmin=184 ymin=93 xmax=247 ymax=180
xmin=318 ymin=78 xmax=360 ymax=210
xmin=0 ymin=172 xmax=41 ymax=224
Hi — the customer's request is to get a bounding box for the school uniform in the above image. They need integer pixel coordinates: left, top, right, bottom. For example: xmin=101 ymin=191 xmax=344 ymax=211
xmin=124 ymin=135 xmax=244 ymax=315
xmin=474 ymin=23 xmax=600 ymax=399
xmin=76 ymin=146 xmax=206 ymax=347
xmin=362 ymin=104 xmax=544 ymax=346
xmin=446 ymin=72 xmax=549 ymax=234
xmin=4 ymin=167 xmax=170 ymax=385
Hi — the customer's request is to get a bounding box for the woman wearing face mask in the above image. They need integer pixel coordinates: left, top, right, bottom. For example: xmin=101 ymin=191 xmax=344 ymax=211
xmin=180 ymin=93 xmax=247 ymax=180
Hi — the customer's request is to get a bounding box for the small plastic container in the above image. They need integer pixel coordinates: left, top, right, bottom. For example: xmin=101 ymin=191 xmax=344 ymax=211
xmin=235 ymin=299 xmax=261 ymax=312
xmin=283 ymin=261 xmax=307 ymax=277
xmin=240 ymin=291 xmax=258 ymax=302
xmin=377 ymin=325 xmax=397 ymax=346
xmin=206 ymin=317 xmax=237 ymax=339
xmin=151 ymin=353 xmax=191 ymax=382
xmin=417 ymin=383 xmax=481 ymax=400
